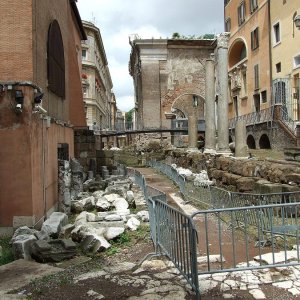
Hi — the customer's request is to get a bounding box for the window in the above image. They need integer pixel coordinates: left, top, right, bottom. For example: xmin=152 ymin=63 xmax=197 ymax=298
xmin=58 ymin=143 xmax=69 ymax=161
xmin=254 ymin=64 xmax=259 ymax=90
xmin=238 ymin=2 xmax=246 ymax=26
xmin=250 ymin=0 xmax=258 ymax=13
xmin=276 ymin=62 xmax=281 ymax=73
xmin=224 ymin=0 xmax=231 ymax=5
xmin=273 ymin=22 xmax=280 ymax=45
xmin=82 ymin=49 xmax=87 ymax=60
xmin=294 ymin=55 xmax=300 ymax=69
xmin=47 ymin=20 xmax=65 ymax=98
xmin=242 ymin=71 xmax=247 ymax=96
xmin=261 ymin=90 xmax=267 ymax=103
xmin=225 ymin=18 xmax=231 ymax=32
xmin=251 ymin=27 xmax=259 ymax=50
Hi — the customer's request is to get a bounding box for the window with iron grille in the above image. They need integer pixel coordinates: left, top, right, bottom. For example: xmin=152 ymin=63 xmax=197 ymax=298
xmin=251 ymin=27 xmax=259 ymax=50
xmin=250 ymin=0 xmax=258 ymax=13
xmin=47 ymin=20 xmax=65 ymax=98
xmin=238 ymin=2 xmax=246 ymax=26
xmin=254 ymin=64 xmax=259 ymax=90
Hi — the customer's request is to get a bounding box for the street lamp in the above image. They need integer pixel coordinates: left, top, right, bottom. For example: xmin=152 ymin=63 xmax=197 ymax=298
xmin=193 ymin=95 xmax=198 ymax=107
xmin=294 ymin=15 xmax=300 ymax=30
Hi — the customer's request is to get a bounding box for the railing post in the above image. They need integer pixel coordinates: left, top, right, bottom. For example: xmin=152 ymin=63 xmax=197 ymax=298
xmin=296 ymin=124 xmax=300 ymax=147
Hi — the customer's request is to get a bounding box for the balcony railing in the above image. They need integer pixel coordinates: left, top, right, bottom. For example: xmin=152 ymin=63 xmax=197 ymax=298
xmin=229 ymin=107 xmax=274 ymax=129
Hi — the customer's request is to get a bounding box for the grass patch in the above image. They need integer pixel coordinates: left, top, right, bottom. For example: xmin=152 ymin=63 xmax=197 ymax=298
xmin=0 ymin=236 xmax=14 ymax=266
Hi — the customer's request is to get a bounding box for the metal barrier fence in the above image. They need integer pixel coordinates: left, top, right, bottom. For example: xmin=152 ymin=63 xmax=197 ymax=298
xmin=127 ymin=166 xmax=200 ymax=299
xmin=127 ymin=163 xmax=300 ymax=299
xmin=147 ymin=160 xmax=212 ymax=207
xmin=210 ymin=187 xmax=300 ymax=242
xmin=192 ymin=203 xmax=300 ymax=276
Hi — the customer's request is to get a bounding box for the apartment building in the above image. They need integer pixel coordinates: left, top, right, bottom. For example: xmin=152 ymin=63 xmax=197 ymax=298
xmin=225 ymin=0 xmax=272 ymax=119
xmin=81 ymin=21 xmax=113 ymax=129
xmin=270 ymin=1 xmax=300 ymax=121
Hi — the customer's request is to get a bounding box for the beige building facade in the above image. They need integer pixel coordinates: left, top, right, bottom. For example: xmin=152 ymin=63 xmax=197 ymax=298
xmin=81 ymin=21 xmax=113 ymax=129
xmin=225 ymin=0 xmax=272 ymax=120
xmin=270 ymin=1 xmax=300 ymax=121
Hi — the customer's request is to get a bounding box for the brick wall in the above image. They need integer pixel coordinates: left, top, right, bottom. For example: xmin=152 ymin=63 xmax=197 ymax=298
xmin=0 ymin=0 xmax=33 ymax=81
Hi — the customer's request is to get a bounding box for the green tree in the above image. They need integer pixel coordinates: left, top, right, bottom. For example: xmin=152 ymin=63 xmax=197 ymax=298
xmin=125 ymin=109 xmax=134 ymax=123
xmin=172 ymin=32 xmax=181 ymax=39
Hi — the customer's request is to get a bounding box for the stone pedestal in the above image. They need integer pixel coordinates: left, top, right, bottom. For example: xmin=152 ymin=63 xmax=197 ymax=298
xmin=216 ymin=33 xmax=231 ymax=154
xmin=188 ymin=114 xmax=198 ymax=149
xmin=204 ymin=57 xmax=216 ymax=153
xmin=235 ymin=120 xmax=248 ymax=157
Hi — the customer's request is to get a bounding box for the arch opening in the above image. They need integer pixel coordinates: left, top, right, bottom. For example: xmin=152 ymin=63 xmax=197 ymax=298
xmin=247 ymin=135 xmax=256 ymax=149
xmin=259 ymin=134 xmax=271 ymax=149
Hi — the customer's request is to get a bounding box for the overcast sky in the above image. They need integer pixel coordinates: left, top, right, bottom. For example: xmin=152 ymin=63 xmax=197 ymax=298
xmin=77 ymin=0 xmax=224 ymax=112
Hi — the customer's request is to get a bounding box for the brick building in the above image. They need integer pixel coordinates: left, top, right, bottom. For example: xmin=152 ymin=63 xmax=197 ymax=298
xmin=129 ymin=38 xmax=215 ymax=131
xmin=0 ymin=0 xmax=86 ymax=233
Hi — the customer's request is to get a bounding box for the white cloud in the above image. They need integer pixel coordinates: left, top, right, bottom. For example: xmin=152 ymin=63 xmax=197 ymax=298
xmin=77 ymin=0 xmax=224 ymax=112
xmin=116 ymin=95 xmax=134 ymax=112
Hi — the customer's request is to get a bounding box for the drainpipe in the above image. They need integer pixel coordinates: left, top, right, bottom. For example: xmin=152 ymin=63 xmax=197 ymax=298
xmin=267 ymin=0 xmax=273 ymax=108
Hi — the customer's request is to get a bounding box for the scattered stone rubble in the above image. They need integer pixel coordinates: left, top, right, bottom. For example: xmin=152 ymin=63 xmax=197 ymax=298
xmin=10 ymin=170 xmax=147 ymax=263
xmin=171 ymin=163 xmax=214 ymax=187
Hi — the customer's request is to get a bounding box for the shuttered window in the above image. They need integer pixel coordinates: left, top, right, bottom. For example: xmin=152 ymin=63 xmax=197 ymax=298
xmin=47 ymin=20 xmax=65 ymax=98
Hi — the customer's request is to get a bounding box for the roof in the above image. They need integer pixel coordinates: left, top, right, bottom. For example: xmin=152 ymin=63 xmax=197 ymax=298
xmin=69 ymin=0 xmax=87 ymax=40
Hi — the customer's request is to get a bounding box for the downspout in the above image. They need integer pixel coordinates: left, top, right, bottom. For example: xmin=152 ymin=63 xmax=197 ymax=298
xmin=267 ymin=0 xmax=273 ymax=108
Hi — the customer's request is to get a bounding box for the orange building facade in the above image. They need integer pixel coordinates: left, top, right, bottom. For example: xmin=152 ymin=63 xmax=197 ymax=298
xmin=0 ymin=0 xmax=86 ymax=233
xmin=225 ymin=0 xmax=272 ymax=119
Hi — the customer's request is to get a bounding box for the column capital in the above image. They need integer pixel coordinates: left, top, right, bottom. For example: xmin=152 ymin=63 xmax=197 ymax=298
xmin=216 ymin=32 xmax=230 ymax=49
xmin=206 ymin=53 xmax=215 ymax=62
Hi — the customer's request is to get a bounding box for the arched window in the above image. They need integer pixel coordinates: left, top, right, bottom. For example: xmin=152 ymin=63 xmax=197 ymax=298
xmin=47 ymin=20 xmax=65 ymax=98
xmin=229 ymin=39 xmax=247 ymax=68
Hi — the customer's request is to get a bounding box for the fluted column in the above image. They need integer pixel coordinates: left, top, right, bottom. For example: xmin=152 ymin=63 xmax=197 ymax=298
xmin=216 ymin=33 xmax=231 ymax=154
xmin=204 ymin=56 xmax=216 ymax=153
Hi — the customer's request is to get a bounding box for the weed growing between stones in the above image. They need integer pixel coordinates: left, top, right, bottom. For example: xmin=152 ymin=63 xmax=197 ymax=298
xmin=0 ymin=236 xmax=14 ymax=266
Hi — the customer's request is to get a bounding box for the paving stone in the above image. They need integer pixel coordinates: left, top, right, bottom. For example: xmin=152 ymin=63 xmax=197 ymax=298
xmin=197 ymin=254 xmax=225 ymax=264
xmin=198 ymin=280 xmax=218 ymax=293
xmin=248 ymin=288 xmax=266 ymax=299
xmin=74 ymin=270 xmax=108 ymax=283
xmin=288 ymin=287 xmax=300 ymax=295
xmin=272 ymin=280 xmax=293 ymax=289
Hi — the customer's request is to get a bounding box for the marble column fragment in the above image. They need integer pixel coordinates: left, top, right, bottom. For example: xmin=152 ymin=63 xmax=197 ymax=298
xmin=216 ymin=33 xmax=231 ymax=154
xmin=235 ymin=120 xmax=248 ymax=157
xmin=204 ymin=56 xmax=216 ymax=153
xmin=188 ymin=114 xmax=198 ymax=149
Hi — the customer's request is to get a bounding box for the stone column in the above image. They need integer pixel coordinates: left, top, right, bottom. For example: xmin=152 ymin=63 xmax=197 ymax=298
xmin=204 ymin=56 xmax=216 ymax=153
xmin=188 ymin=113 xmax=198 ymax=149
xmin=216 ymin=33 xmax=231 ymax=154
xmin=235 ymin=120 xmax=248 ymax=157
xmin=113 ymin=135 xmax=118 ymax=148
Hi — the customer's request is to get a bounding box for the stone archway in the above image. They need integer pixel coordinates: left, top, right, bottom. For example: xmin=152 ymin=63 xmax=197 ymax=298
xmin=171 ymin=93 xmax=205 ymax=120
xmin=247 ymin=135 xmax=256 ymax=149
xmin=259 ymin=134 xmax=271 ymax=149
